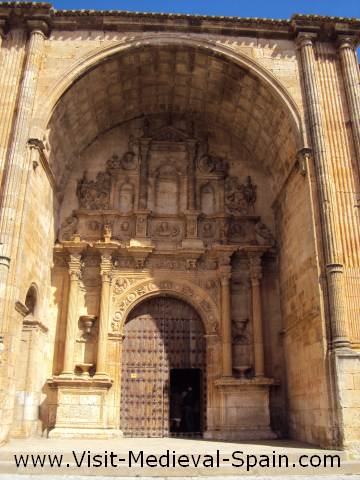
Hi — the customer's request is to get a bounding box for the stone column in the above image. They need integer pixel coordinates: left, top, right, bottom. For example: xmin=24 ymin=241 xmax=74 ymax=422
xmin=249 ymin=253 xmax=265 ymax=377
xmin=95 ymin=252 xmax=112 ymax=378
xmin=337 ymin=35 xmax=360 ymax=169
xmin=220 ymin=266 xmax=232 ymax=377
xmin=296 ymin=32 xmax=350 ymax=348
xmin=186 ymin=140 xmax=197 ymax=210
xmin=138 ymin=139 xmax=151 ymax=210
xmin=61 ymin=253 xmax=82 ymax=376
xmin=0 ymin=20 xmax=48 ymax=335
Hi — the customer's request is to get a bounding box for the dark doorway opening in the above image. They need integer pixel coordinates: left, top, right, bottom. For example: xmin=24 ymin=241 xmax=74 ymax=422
xmin=170 ymin=368 xmax=202 ymax=436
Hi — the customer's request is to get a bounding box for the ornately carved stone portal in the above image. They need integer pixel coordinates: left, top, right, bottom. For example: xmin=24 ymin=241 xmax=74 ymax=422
xmin=2 ymin=4 xmax=360 ymax=449
xmin=60 ymin=121 xmax=272 ymax=249
xmin=47 ymin=116 xmax=276 ymax=439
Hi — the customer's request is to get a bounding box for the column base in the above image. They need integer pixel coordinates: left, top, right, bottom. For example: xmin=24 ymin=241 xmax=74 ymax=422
xmin=213 ymin=376 xmax=277 ymax=441
xmin=48 ymin=427 xmax=123 ymax=439
xmin=47 ymin=376 xmax=114 ymax=439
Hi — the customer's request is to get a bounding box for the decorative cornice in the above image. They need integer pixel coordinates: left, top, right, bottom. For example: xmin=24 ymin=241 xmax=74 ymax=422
xmin=0 ymin=3 xmax=358 ymax=40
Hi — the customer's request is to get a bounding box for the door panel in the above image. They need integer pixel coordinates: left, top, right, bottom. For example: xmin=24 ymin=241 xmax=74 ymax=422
xmin=120 ymin=296 xmax=205 ymax=437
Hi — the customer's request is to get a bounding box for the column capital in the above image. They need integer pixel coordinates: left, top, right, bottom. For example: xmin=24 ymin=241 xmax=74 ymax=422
xmin=219 ymin=265 xmax=231 ymax=285
xmin=336 ymin=34 xmax=359 ymax=51
xmin=26 ymin=19 xmax=49 ymax=38
xmin=68 ymin=252 xmax=82 ymax=280
xmin=295 ymin=32 xmax=317 ymax=49
xmin=248 ymin=252 xmax=263 ymax=282
xmin=100 ymin=252 xmax=113 ymax=281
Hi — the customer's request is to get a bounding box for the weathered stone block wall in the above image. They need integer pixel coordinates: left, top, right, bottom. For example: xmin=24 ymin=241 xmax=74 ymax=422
xmin=275 ymin=163 xmax=333 ymax=446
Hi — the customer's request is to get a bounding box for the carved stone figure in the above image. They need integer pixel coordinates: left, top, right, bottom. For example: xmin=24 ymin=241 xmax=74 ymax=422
xmin=121 ymin=151 xmax=137 ymax=170
xmin=76 ymin=170 xmax=111 ymax=210
xmin=155 ymin=221 xmax=180 ymax=237
xmin=103 ymin=223 xmax=112 ymax=242
xmin=255 ymin=221 xmax=275 ymax=246
xmin=233 ymin=318 xmax=250 ymax=344
xmin=59 ymin=215 xmax=78 ymax=240
xmin=113 ymin=277 xmax=130 ymax=294
xmin=198 ymin=154 xmax=228 ymax=175
xmin=243 ymin=176 xmax=257 ymax=212
xmin=107 ymin=154 xmax=121 ymax=169
xmin=225 ymin=176 xmax=257 ymax=215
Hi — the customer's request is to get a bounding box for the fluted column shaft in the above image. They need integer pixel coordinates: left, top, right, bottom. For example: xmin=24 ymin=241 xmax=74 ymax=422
xmin=138 ymin=139 xmax=151 ymax=210
xmin=61 ymin=253 xmax=82 ymax=376
xmin=95 ymin=253 xmax=112 ymax=378
xmin=297 ymin=32 xmax=350 ymax=348
xmin=186 ymin=140 xmax=197 ymax=210
xmin=337 ymin=35 xmax=360 ymax=170
xmin=249 ymin=254 xmax=265 ymax=377
xmin=220 ymin=266 xmax=232 ymax=377
xmin=0 ymin=21 xmax=47 ymax=334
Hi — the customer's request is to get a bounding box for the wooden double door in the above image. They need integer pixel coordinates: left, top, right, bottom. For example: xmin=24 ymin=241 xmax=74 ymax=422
xmin=120 ymin=296 xmax=205 ymax=437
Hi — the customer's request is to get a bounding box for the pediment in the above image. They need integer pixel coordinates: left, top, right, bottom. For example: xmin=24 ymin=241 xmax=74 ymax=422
xmin=151 ymin=126 xmax=191 ymax=143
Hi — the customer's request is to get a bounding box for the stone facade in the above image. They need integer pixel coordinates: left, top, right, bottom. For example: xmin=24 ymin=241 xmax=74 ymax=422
xmin=0 ymin=2 xmax=359 ymax=450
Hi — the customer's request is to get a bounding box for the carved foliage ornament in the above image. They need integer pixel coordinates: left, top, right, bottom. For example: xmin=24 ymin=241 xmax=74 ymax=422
xmin=225 ymin=176 xmax=257 ymax=215
xmin=76 ymin=170 xmax=111 ymax=210
xmin=112 ymin=280 xmax=217 ymax=334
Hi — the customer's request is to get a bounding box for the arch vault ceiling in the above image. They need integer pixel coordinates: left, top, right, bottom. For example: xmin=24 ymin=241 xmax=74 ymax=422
xmin=46 ymin=45 xmax=299 ymax=198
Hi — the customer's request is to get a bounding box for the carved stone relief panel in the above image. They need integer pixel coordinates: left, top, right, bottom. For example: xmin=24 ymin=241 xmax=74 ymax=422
xmin=149 ymin=218 xmax=184 ymax=243
xmin=225 ymin=176 xmax=257 ymax=215
xmin=231 ymin=276 xmax=253 ymax=371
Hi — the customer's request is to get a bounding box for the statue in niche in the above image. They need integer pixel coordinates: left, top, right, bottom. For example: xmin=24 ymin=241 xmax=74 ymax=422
xmin=119 ymin=182 xmax=134 ymax=213
xmin=243 ymin=176 xmax=257 ymax=213
xmin=59 ymin=215 xmax=78 ymax=240
xmin=200 ymin=183 xmax=215 ymax=215
xmin=76 ymin=170 xmax=111 ymax=210
xmin=225 ymin=176 xmax=257 ymax=215
xmin=255 ymin=221 xmax=275 ymax=247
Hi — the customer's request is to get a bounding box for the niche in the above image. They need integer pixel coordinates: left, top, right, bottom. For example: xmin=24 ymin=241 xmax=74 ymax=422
xmin=200 ymin=182 xmax=216 ymax=215
xmin=119 ymin=182 xmax=134 ymax=213
xmin=155 ymin=164 xmax=179 ymax=214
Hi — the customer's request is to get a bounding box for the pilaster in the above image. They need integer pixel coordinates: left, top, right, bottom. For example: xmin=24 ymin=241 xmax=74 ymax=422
xmin=248 ymin=252 xmax=265 ymax=378
xmin=61 ymin=252 xmax=82 ymax=376
xmin=94 ymin=252 xmax=113 ymax=378
xmin=0 ymin=19 xmax=48 ymax=336
xmin=337 ymin=35 xmax=360 ymax=173
xmin=296 ymin=32 xmax=350 ymax=349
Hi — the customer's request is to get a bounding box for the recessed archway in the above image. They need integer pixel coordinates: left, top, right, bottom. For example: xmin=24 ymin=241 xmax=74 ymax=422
xmin=120 ymin=295 xmax=206 ymax=437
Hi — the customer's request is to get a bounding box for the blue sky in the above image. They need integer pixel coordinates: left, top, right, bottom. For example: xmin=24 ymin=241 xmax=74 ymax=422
xmin=52 ymin=0 xmax=360 ymax=18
